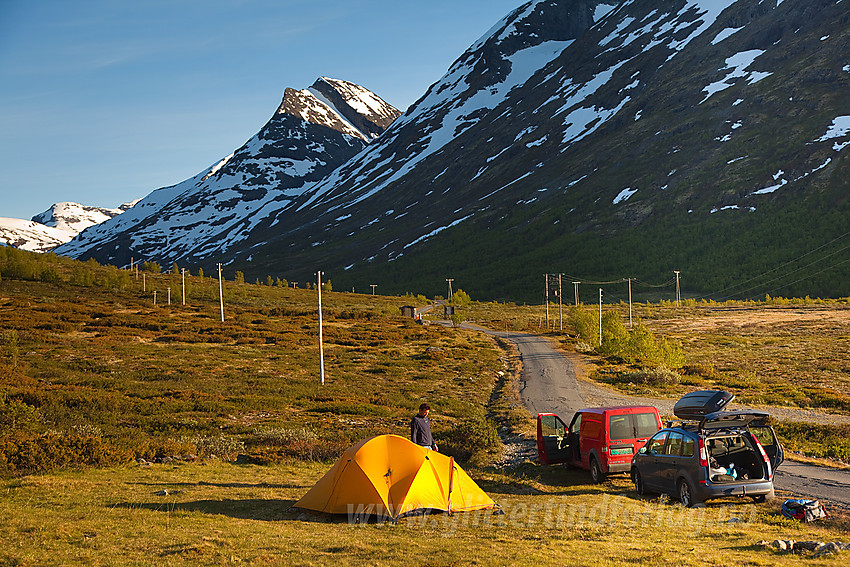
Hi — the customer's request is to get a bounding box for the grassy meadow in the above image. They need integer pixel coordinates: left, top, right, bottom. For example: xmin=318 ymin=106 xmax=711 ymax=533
xmin=2 ymin=247 xmax=850 ymax=565
xmin=3 ymin=460 xmax=849 ymax=567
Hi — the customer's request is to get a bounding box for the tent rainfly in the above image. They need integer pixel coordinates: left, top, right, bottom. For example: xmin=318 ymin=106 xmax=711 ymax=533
xmin=295 ymin=434 xmax=494 ymax=521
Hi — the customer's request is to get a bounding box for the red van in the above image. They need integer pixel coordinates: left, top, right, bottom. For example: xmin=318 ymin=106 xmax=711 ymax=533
xmin=537 ymin=406 xmax=662 ymax=483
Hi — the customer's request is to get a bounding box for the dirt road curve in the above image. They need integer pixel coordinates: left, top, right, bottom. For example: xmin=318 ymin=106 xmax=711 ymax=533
xmin=495 ymin=329 xmax=850 ymax=511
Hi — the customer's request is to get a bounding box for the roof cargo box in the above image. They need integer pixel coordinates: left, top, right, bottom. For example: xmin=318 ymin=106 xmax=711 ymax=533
xmin=674 ymin=390 xmax=734 ymax=420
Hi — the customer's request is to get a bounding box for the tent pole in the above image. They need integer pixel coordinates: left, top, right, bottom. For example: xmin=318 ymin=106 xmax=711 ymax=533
xmin=447 ymin=456 xmax=455 ymax=516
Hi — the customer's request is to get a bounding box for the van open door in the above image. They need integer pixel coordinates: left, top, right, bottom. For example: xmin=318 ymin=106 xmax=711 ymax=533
xmin=537 ymin=413 xmax=570 ymax=465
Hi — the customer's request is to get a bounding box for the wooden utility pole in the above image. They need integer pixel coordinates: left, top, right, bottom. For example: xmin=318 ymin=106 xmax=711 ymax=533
xmin=181 ymin=268 xmax=186 ymax=305
xmin=217 ymin=263 xmax=224 ymax=322
xmin=317 ymin=270 xmax=325 ymax=386
xmin=153 ymin=290 xmax=157 ymax=305
xmin=573 ymin=281 xmax=580 ymax=306
xmin=674 ymin=271 xmax=681 ymax=307
xmin=558 ymin=274 xmax=563 ymax=331
xmin=598 ymin=288 xmax=603 ymax=347
xmin=142 ymin=272 xmax=146 ymax=292
xmin=627 ymin=278 xmax=633 ymax=328
xmin=370 ymin=284 xmax=377 ymax=295
xmin=446 ymin=278 xmax=454 ymax=301
xmin=167 ymin=287 xmax=171 ymax=305
xmin=544 ymin=274 xmax=550 ymax=329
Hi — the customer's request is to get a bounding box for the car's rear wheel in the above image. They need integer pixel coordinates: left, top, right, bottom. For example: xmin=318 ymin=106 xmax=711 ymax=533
xmin=633 ymin=469 xmax=646 ymax=496
xmin=678 ymin=479 xmax=699 ymax=508
xmin=752 ymin=488 xmax=775 ymax=503
xmin=589 ymin=457 xmax=604 ymax=484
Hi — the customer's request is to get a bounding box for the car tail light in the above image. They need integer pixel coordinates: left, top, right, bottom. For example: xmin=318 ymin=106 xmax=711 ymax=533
xmin=698 ymin=438 xmax=708 ymax=468
xmin=753 ymin=436 xmax=773 ymax=479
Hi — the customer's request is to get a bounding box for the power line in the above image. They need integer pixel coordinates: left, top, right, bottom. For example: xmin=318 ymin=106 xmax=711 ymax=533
xmin=713 ymin=240 xmax=850 ymax=301
xmin=708 ymin=229 xmax=850 ymax=300
xmin=750 ymin=256 xmax=850 ymax=300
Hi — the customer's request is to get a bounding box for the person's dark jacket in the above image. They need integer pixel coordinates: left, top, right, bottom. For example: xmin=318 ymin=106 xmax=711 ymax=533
xmin=410 ymin=414 xmax=435 ymax=448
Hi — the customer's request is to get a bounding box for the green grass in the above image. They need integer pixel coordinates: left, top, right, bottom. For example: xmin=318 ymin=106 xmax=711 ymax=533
xmin=1 ymin=461 xmax=847 ymax=566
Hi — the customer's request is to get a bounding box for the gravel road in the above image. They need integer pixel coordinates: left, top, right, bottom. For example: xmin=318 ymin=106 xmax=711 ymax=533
xmin=494 ymin=329 xmax=850 ymax=511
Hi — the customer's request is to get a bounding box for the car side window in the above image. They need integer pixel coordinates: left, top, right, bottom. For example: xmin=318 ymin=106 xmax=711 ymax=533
xmin=664 ymin=432 xmax=684 ymax=456
xmin=570 ymin=413 xmax=582 ymax=435
xmin=647 ymin=431 xmax=668 ymax=455
xmin=750 ymin=426 xmax=776 ymax=448
xmin=634 ymin=412 xmax=660 ymax=437
xmin=609 ymin=415 xmax=631 ymax=441
xmin=540 ymin=416 xmax=566 ymax=438
xmin=681 ymin=435 xmax=695 ymax=458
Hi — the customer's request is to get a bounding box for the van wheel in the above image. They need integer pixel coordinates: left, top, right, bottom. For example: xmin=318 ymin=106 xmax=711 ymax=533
xmin=678 ymin=479 xmax=699 ymax=508
xmin=633 ymin=469 xmax=646 ymax=496
xmin=590 ymin=457 xmax=604 ymax=484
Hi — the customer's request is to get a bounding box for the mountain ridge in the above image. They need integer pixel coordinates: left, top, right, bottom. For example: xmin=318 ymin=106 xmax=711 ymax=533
xmin=55 ymin=78 xmax=401 ymax=266
xmin=55 ymin=0 xmax=850 ymax=301
xmin=0 ymin=201 xmax=134 ymax=253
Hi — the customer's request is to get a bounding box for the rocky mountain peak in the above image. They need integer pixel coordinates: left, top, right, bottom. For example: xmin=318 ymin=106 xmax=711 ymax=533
xmin=55 ymin=78 xmax=400 ymax=268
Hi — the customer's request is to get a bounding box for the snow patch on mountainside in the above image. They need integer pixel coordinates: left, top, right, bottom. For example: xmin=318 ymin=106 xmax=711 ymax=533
xmin=667 ymin=0 xmax=738 ymax=54
xmin=613 ymin=187 xmax=638 ymax=204
xmin=815 ymin=116 xmax=850 ymax=151
xmin=700 ymin=50 xmax=771 ymax=103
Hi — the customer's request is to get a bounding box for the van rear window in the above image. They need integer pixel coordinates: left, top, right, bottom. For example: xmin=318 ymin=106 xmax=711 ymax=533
xmin=608 ymin=412 xmax=660 ymax=441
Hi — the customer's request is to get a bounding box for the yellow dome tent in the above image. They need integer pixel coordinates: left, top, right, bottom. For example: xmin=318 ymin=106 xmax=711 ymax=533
xmin=295 ymin=434 xmax=494 ymax=521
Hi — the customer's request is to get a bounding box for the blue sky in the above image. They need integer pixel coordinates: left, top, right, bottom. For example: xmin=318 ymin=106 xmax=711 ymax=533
xmin=0 ymin=0 xmax=523 ymax=220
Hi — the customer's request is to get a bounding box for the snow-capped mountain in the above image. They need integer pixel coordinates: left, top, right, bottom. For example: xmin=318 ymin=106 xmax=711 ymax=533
xmin=57 ymin=1 xmax=850 ymax=300
xmin=1 ymin=201 xmax=134 ymax=252
xmin=231 ymin=0 xmax=850 ymax=299
xmin=0 ymin=218 xmax=74 ymax=252
xmin=56 ymin=78 xmax=401 ymax=266
xmin=32 ymin=201 xmax=136 ymax=235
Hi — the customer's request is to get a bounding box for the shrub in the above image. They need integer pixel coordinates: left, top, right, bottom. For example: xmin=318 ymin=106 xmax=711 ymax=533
xmin=249 ymin=426 xmax=347 ymax=462
xmin=570 ymin=307 xmax=684 ymax=368
xmin=452 ymin=290 xmax=471 ymax=305
xmin=450 ymin=311 xmax=466 ymax=327
xmin=141 ymin=261 xmax=161 ymax=273
xmin=134 ymin=438 xmax=197 ymax=462
xmin=774 ymin=422 xmax=850 ymax=463
xmin=600 ymin=311 xmax=629 ymax=355
xmin=0 ymin=432 xmax=132 ymax=475
xmin=0 ymin=392 xmax=40 ymax=433
xmin=439 ymin=416 xmax=501 ymax=464
xmin=619 ymin=365 xmax=681 ymax=387
xmin=176 ymin=434 xmax=245 ymax=460
xmin=569 ymin=306 xmax=598 ymax=345
xmin=625 ymin=323 xmax=685 ymax=367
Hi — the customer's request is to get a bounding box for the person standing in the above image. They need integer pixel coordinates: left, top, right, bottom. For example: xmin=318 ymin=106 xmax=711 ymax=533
xmin=410 ymin=403 xmax=438 ymax=451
